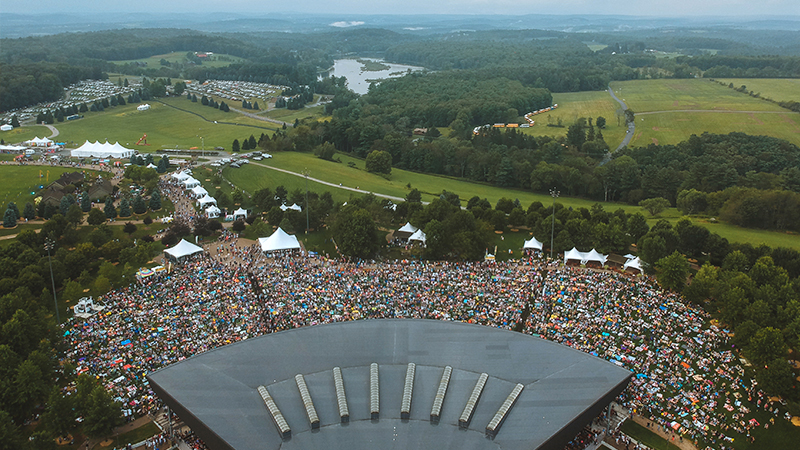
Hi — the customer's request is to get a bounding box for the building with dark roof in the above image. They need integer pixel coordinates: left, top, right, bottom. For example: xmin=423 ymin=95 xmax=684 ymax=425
xmin=148 ymin=319 xmax=631 ymax=450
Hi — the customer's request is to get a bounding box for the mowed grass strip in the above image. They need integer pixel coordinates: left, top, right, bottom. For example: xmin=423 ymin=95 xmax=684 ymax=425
xmin=715 ymin=78 xmax=800 ymax=102
xmin=1 ymin=125 xmax=54 ymax=145
xmin=0 ymin=165 xmax=109 ymax=209
xmin=521 ymin=90 xmax=628 ymax=146
xmin=611 ymin=79 xmax=787 ymax=112
xmin=52 ymin=99 xmax=279 ymax=151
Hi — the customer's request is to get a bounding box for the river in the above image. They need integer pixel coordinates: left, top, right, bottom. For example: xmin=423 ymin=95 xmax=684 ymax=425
xmin=325 ymin=58 xmax=426 ymax=95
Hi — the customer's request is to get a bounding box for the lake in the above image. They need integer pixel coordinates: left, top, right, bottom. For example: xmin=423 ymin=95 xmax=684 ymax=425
xmin=326 ymin=58 xmax=426 ymax=95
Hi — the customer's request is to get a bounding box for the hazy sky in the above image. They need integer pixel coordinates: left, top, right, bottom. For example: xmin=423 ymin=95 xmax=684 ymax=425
xmin=6 ymin=0 xmax=798 ymax=16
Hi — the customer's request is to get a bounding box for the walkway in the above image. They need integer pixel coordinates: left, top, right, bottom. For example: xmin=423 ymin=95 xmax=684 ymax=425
xmin=227 ymin=106 xmax=292 ymax=127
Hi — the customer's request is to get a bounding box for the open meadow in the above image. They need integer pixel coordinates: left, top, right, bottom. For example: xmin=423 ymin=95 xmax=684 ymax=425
xmin=50 ymin=97 xmax=279 ymax=151
xmin=1 ymin=125 xmax=55 ymax=144
xmin=0 ymin=165 xmax=110 ymax=210
xmin=112 ymin=52 xmax=244 ymax=69
xmin=520 ymin=90 xmax=628 ymax=146
xmin=611 ymin=79 xmax=800 ymax=146
xmin=714 ymin=78 xmax=800 ymax=103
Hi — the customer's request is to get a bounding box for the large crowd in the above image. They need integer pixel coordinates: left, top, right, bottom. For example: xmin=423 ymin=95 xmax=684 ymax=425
xmin=59 ymin=169 xmax=794 ymax=450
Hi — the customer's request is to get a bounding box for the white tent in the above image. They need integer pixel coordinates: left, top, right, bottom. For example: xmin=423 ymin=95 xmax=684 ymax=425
xmin=164 ymin=239 xmax=204 ymax=262
xmin=197 ymin=195 xmax=216 ymax=207
xmin=523 ymin=237 xmax=543 ymax=251
xmin=564 ymin=247 xmax=583 ymax=264
xmin=0 ymin=145 xmax=26 ymax=152
xmin=26 ymin=136 xmax=53 ymax=147
xmin=190 ymin=185 xmax=208 ymax=198
xmin=564 ymin=248 xmax=607 ymax=265
xmin=182 ymin=177 xmax=201 ymax=189
xmin=279 ymin=203 xmax=302 ymax=212
xmin=0 ymin=124 xmax=13 ymax=132
xmin=585 ymin=249 xmax=607 ymax=265
xmin=233 ymin=207 xmax=248 ymax=220
xmin=623 ymin=256 xmax=642 ymax=272
xmin=409 ymin=229 xmax=427 ymax=247
xmin=137 ymin=104 xmax=151 ymax=111
xmin=398 ymin=222 xmax=418 ymax=234
xmin=171 ymin=171 xmax=191 ymax=181
xmin=70 ymin=140 xmax=134 ymax=158
xmin=146 ymin=163 xmax=158 ymax=169
xmin=258 ymin=228 xmax=301 ymax=253
xmin=206 ymin=205 xmax=221 ymax=219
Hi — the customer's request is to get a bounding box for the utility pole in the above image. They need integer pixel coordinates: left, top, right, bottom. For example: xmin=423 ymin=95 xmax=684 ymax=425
xmin=303 ymin=168 xmax=310 ymax=233
xmin=44 ymin=237 xmax=59 ymax=323
xmin=549 ymin=188 xmax=559 ymax=260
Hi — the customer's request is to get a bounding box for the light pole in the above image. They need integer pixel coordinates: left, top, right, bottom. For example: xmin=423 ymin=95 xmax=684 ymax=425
xmin=303 ymin=168 xmax=310 ymax=233
xmin=44 ymin=237 xmax=59 ymax=323
xmin=549 ymin=188 xmax=559 ymax=260
xmin=201 ymin=136 xmax=204 ymax=159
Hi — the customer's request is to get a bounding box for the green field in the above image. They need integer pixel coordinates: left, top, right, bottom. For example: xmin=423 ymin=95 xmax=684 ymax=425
xmin=1 ymin=125 xmax=53 ymax=144
xmin=51 ymin=98 xmax=279 ymax=151
xmin=611 ymin=79 xmax=800 ymax=146
xmin=113 ymin=52 xmax=244 ymax=69
xmin=715 ymin=78 xmax=800 ymax=103
xmin=521 ymin=90 xmax=628 ymax=146
xmin=0 ymin=166 xmax=109 ymax=211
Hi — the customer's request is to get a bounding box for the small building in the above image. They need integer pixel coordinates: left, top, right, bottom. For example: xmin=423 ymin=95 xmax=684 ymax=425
xmin=88 ymin=178 xmax=114 ymax=202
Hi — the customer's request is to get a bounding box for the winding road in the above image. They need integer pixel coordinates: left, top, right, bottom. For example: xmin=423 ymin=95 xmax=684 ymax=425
xmin=607 ymin=85 xmax=634 ymax=153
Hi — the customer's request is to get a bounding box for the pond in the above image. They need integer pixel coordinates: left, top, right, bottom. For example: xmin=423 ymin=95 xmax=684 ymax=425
xmin=325 ymin=58 xmax=426 ymax=95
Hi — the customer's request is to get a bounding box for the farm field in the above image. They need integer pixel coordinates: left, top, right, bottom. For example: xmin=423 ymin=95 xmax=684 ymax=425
xmin=521 ymin=90 xmax=627 ymax=146
xmin=50 ymin=98 xmax=279 ymax=151
xmin=714 ymin=78 xmax=800 ymax=102
xmin=113 ymin=52 xmax=244 ymax=69
xmin=1 ymin=125 xmax=54 ymax=144
xmin=219 ymin=151 xmax=800 ymax=250
xmin=611 ymin=79 xmax=800 ymax=146
xmin=262 ymin=103 xmax=327 ymax=123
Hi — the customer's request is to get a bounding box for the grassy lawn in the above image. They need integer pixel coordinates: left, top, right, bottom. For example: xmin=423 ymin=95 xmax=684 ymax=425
xmin=521 ymin=90 xmax=627 ymax=146
xmin=715 ymin=78 xmax=800 ymax=103
xmin=112 ymin=52 xmax=244 ymax=69
xmin=0 ymin=165 xmax=109 ymax=209
xmin=620 ymin=420 xmax=682 ymax=450
xmin=51 ymin=99 xmax=279 ymax=151
xmin=610 ymin=79 xmax=800 ymax=147
xmin=1 ymin=125 xmax=53 ymax=144
xmin=263 ymin=103 xmax=327 ymax=123
xmin=90 ymin=421 xmax=160 ymax=450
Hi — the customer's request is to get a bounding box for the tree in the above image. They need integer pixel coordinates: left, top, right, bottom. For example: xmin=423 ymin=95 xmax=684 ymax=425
xmin=23 ymin=202 xmax=36 ymax=220
xmin=314 ymin=142 xmax=336 ymax=160
xmin=248 ymin=135 xmax=257 ymax=149
xmin=3 ymin=207 xmax=16 ymax=228
xmin=627 ymin=212 xmax=649 ymax=241
xmin=365 ymin=150 xmax=392 ymax=175
xmin=82 ymin=384 xmax=122 ymax=438
xmin=405 ymin=189 xmax=422 ymax=204
xmin=655 ymin=251 xmax=689 ymax=292
xmin=87 ymin=208 xmax=106 ymax=225
xmin=149 ymin=189 xmax=162 ymax=210
xmin=748 ymin=327 xmax=787 ymax=366
xmin=103 ymin=197 xmax=116 ymax=219
xmin=332 ymin=205 xmax=381 ymax=258
xmin=639 ymin=197 xmax=670 ymax=216
xmin=132 ymin=195 xmax=147 ymax=214
xmin=10 ymin=115 xmax=20 ymax=128
xmin=65 ymin=204 xmax=83 ymax=225
xmin=123 ymin=222 xmax=137 ymax=235
xmin=80 ymin=192 xmax=91 ymax=212
xmin=118 ymin=197 xmax=131 ymax=218
xmin=232 ymin=139 xmax=240 ymax=152
xmin=596 ymin=116 xmax=606 ymax=129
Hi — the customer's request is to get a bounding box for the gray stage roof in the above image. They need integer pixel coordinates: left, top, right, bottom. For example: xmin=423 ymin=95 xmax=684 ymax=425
xmin=148 ymin=319 xmax=631 ymax=450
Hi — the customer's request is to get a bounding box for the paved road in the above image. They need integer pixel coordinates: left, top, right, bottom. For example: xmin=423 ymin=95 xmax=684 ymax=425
xmin=228 ymin=106 xmax=292 ymax=127
xmin=44 ymin=124 xmax=59 ymax=139
xmin=607 ymin=85 xmax=634 ymax=153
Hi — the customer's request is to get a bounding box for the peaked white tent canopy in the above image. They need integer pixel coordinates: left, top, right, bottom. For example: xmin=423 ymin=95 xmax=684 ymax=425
xmin=164 ymin=239 xmax=203 ymax=262
xmin=190 ymin=186 xmax=208 ymax=198
xmin=70 ymin=140 xmax=134 ymax=158
xmin=206 ymin=205 xmax=221 ymax=219
xmin=279 ymin=203 xmax=302 ymax=212
xmin=233 ymin=208 xmax=248 ymax=220
xmin=197 ymin=195 xmax=216 ymax=207
xmin=398 ymin=222 xmax=418 ymax=234
xmin=182 ymin=178 xmax=201 ymax=189
xmin=146 ymin=163 xmax=158 ymax=169
xmin=564 ymin=248 xmax=607 ymax=265
xmin=171 ymin=171 xmax=191 ymax=181
xmin=523 ymin=237 xmax=543 ymax=251
xmin=258 ymin=228 xmax=301 ymax=253
xmin=27 ymin=136 xmax=54 ymax=147
xmin=623 ymin=256 xmax=643 ymax=272
xmin=408 ymin=229 xmax=427 ymax=247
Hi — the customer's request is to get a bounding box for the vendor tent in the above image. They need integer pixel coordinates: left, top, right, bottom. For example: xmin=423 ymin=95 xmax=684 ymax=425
xmin=564 ymin=248 xmax=607 ymax=265
xmin=409 ymin=229 xmax=427 ymax=247
xmin=206 ymin=205 xmax=221 ymax=219
xmin=395 ymin=222 xmax=418 ymax=240
xmin=0 ymin=145 xmax=27 ymax=152
xmin=26 ymin=136 xmax=53 ymax=147
xmin=585 ymin=249 xmax=607 ymax=265
xmin=70 ymin=140 xmax=134 ymax=158
xmin=0 ymin=124 xmax=13 ymax=132
xmin=182 ymin=178 xmax=201 ymax=189
xmin=164 ymin=239 xmax=203 ymax=263
xmin=258 ymin=228 xmax=301 ymax=253
xmin=190 ymin=186 xmax=208 ymax=198
xmin=623 ymin=257 xmax=643 ymax=273
xmin=523 ymin=237 xmax=543 ymax=251
xmin=171 ymin=171 xmax=190 ymax=181
xmin=233 ymin=208 xmax=248 ymax=220
xmin=279 ymin=203 xmax=302 ymax=212
xmin=197 ymin=195 xmax=216 ymax=208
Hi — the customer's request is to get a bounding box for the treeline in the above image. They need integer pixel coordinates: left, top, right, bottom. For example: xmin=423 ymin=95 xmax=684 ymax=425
xmin=0 ymin=62 xmax=107 ymax=112
xmin=677 ymin=187 xmax=800 ymax=231
xmin=685 ymin=55 xmax=800 ymax=78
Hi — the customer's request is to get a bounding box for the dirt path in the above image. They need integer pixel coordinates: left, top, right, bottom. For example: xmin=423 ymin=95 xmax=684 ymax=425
xmin=607 ymin=85 xmax=635 ymax=154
